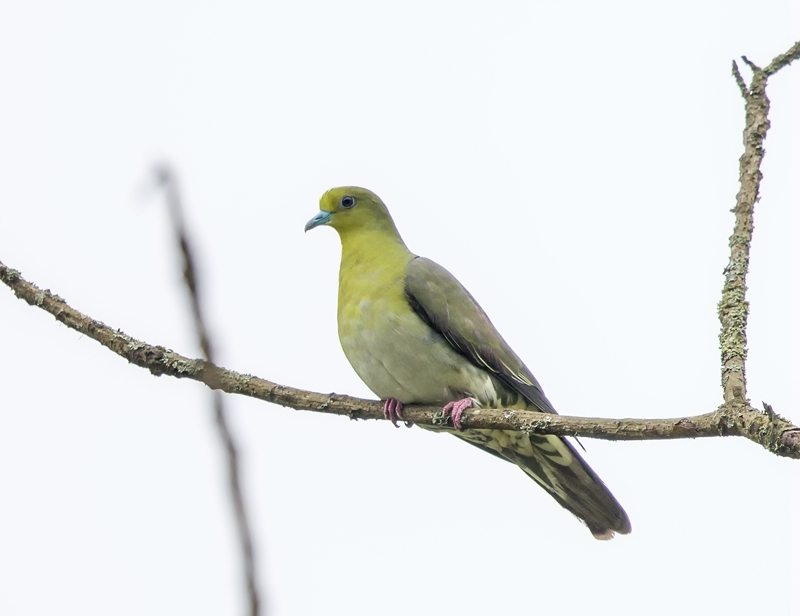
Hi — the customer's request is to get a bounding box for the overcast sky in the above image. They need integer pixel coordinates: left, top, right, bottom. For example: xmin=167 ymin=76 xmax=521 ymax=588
xmin=0 ymin=2 xmax=797 ymax=615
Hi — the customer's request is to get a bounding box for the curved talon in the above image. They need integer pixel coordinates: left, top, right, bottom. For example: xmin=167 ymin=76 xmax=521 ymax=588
xmin=383 ymin=398 xmax=405 ymax=428
xmin=442 ymin=398 xmax=473 ymax=431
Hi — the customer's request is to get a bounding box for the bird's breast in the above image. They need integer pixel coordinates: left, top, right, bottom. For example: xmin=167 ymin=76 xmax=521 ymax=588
xmin=337 ymin=263 xmax=500 ymax=406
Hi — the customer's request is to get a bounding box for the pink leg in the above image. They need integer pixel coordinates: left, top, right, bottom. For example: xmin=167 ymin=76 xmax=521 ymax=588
xmin=383 ymin=398 xmax=410 ymax=428
xmin=442 ymin=398 xmax=473 ymax=430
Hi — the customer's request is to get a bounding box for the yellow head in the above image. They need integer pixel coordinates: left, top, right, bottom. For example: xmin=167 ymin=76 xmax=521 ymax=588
xmin=305 ymin=186 xmax=402 ymax=239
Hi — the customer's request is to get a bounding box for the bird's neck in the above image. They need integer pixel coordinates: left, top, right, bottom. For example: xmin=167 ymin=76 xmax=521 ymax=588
xmin=337 ymin=229 xmax=414 ymax=294
xmin=338 ymin=228 xmax=412 ymax=268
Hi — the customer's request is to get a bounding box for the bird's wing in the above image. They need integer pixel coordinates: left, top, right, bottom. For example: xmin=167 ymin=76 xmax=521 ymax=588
xmin=404 ymin=256 xmax=555 ymax=413
xmin=405 ymin=256 xmax=631 ymax=539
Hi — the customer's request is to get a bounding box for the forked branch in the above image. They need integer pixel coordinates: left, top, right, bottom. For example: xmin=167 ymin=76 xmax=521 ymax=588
xmin=1 ymin=42 xmax=798 ymax=463
xmin=1 ymin=261 xmax=797 ymax=458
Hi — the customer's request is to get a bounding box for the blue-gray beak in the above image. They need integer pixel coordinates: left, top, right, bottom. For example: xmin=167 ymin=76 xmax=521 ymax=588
xmin=305 ymin=210 xmax=332 ymax=232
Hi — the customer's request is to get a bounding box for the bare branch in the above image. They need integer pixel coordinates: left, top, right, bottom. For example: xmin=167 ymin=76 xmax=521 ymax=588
xmin=2 ymin=260 xmax=797 ymax=459
xmin=731 ymin=61 xmax=748 ymax=98
xmin=764 ymin=40 xmax=800 ymax=75
xmin=740 ymin=55 xmax=761 ymax=73
xmin=151 ymin=165 xmax=263 ymax=616
xmin=719 ymin=41 xmax=798 ymax=405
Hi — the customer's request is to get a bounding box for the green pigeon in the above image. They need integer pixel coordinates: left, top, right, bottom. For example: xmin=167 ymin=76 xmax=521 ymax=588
xmin=306 ymin=186 xmax=631 ymax=539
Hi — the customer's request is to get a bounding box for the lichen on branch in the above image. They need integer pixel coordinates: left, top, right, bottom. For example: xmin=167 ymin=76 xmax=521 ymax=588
xmin=1 ymin=260 xmax=797 ymax=459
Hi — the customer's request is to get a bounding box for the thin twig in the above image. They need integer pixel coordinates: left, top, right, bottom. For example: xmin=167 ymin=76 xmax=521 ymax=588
xmin=2 ymin=260 xmax=797 ymax=458
xmin=740 ymin=55 xmax=760 ymax=73
xmin=731 ymin=61 xmax=748 ymax=98
xmin=718 ymin=41 xmax=799 ymax=405
xmin=152 ymin=165 xmax=262 ymax=616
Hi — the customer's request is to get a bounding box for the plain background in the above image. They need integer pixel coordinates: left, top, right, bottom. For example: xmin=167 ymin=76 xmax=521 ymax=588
xmin=0 ymin=2 xmax=797 ymax=615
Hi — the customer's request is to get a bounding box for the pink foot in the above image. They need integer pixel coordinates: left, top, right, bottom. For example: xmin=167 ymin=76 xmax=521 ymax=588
xmin=443 ymin=398 xmax=473 ymax=430
xmin=383 ymin=398 xmax=411 ymax=428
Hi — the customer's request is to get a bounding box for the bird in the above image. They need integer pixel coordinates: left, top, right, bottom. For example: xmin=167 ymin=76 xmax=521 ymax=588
xmin=305 ymin=186 xmax=631 ymax=539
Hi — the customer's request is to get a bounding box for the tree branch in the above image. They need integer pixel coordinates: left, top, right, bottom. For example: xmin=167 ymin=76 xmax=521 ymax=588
xmin=2 ymin=42 xmax=798 ymax=476
xmin=2 ymin=260 xmax=797 ymax=458
xmin=719 ymin=41 xmax=799 ymax=404
xmin=152 ymin=164 xmax=262 ymax=616
xmin=731 ymin=61 xmax=748 ymax=98
xmin=764 ymin=40 xmax=800 ymax=75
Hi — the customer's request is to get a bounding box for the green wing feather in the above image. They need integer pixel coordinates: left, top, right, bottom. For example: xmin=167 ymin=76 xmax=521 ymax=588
xmin=404 ymin=257 xmax=631 ymax=538
xmin=404 ymin=256 xmax=555 ymax=413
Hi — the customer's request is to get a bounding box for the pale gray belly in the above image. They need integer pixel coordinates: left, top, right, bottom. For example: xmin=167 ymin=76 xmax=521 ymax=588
xmin=338 ymin=299 xmax=499 ymax=406
xmin=338 ymin=299 xmax=575 ymax=479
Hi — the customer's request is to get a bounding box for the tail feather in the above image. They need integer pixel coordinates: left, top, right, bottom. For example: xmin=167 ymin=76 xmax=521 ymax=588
xmin=456 ymin=429 xmax=631 ymax=539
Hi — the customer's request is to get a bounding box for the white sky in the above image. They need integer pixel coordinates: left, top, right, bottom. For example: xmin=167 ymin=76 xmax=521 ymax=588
xmin=0 ymin=2 xmax=797 ymax=615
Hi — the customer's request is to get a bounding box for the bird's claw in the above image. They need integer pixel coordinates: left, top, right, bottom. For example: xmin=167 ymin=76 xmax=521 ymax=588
xmin=383 ymin=398 xmax=412 ymax=428
xmin=443 ymin=398 xmax=473 ymax=430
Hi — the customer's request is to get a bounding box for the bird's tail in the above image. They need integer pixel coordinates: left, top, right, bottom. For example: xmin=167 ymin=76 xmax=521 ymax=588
xmin=508 ymin=433 xmax=630 ymax=539
xmin=458 ymin=429 xmax=631 ymax=539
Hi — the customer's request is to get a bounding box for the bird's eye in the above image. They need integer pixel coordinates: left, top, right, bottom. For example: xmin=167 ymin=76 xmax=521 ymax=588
xmin=340 ymin=195 xmax=356 ymax=209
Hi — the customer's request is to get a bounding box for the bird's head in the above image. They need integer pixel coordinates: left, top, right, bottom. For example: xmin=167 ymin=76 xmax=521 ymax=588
xmin=305 ymin=186 xmax=400 ymax=238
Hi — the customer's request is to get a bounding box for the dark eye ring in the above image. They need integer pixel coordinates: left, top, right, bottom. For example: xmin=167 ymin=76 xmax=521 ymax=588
xmin=340 ymin=195 xmax=356 ymax=209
